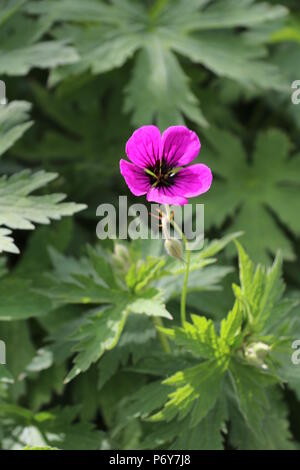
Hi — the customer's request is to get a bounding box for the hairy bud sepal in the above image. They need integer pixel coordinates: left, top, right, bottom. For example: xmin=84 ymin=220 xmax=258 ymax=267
xmin=164 ymin=238 xmax=184 ymax=262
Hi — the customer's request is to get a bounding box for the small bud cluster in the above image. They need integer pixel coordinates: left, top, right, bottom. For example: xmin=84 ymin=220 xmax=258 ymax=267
xmin=244 ymin=342 xmax=271 ymax=370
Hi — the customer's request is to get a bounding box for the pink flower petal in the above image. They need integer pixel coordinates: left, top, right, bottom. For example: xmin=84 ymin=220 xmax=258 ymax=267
xmin=120 ymin=159 xmax=151 ymax=196
xmin=171 ymin=164 xmax=213 ymax=198
xmin=126 ymin=125 xmax=161 ymax=169
xmin=146 ymin=187 xmax=188 ymax=206
xmin=161 ymin=126 xmax=201 ymax=167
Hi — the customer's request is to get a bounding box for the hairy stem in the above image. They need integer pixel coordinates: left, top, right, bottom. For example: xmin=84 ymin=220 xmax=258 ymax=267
xmin=180 ymin=246 xmax=191 ymax=325
xmin=164 ymin=205 xmax=191 ymax=326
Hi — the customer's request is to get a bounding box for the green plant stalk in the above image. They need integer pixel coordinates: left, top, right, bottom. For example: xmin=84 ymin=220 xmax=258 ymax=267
xmin=153 ymin=316 xmax=171 ymax=353
xmin=150 ymin=203 xmax=171 ymax=353
xmin=180 ymin=246 xmax=191 ymax=325
xmin=164 ymin=205 xmax=191 ymax=326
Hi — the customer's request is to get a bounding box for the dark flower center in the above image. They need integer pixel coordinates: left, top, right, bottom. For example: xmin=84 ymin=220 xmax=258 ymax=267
xmin=145 ymin=158 xmax=180 ymax=188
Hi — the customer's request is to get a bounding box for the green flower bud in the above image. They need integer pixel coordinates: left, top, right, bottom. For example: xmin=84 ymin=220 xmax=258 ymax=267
xmin=164 ymin=238 xmax=184 ymax=262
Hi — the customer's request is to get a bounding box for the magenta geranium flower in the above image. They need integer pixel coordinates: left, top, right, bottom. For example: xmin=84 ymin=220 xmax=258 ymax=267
xmin=120 ymin=125 xmax=212 ymax=205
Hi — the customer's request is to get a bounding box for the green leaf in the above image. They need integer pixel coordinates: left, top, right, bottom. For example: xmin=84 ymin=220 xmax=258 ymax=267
xmin=26 ymin=363 xmax=66 ymax=412
xmin=57 ymin=288 xmax=171 ymax=383
xmin=27 ymin=0 xmax=287 ymax=127
xmin=0 ymin=170 xmax=86 ymax=230
xmin=229 ymin=359 xmax=276 ymax=432
xmin=70 ymin=367 xmax=100 ymax=421
xmin=183 ymin=0 xmax=287 ymax=30
xmin=0 ymin=101 xmax=83 ymax=256
xmin=271 ymin=41 xmax=300 ymax=129
xmin=160 ymin=315 xmax=219 ymax=359
xmin=229 ymin=388 xmax=295 ymax=450
xmin=14 ymin=219 xmax=73 ymax=278
xmin=42 ymin=0 xmax=144 ymax=85
xmin=172 ymin=397 xmax=228 ymax=450
xmin=51 ymin=30 xmax=141 ymax=85
xmin=44 ymin=244 xmax=175 ymax=381
xmin=200 ymin=128 xmax=299 ymax=263
xmin=26 ymin=348 xmax=53 ymax=373
xmin=13 ymin=79 xmax=130 ymax=204
xmin=220 ymin=301 xmax=243 ymax=347
xmin=128 ymin=296 xmax=172 ymax=320
xmin=195 ymin=232 xmax=243 ymax=260
xmin=235 ymin=242 xmax=285 ymax=331
xmin=0 ymin=365 xmax=14 ymax=384
xmin=98 ymin=316 xmax=157 ymax=389
xmin=0 ymin=404 xmax=105 ymax=450
xmin=0 ymin=228 xmax=19 ymax=254
xmin=0 ymin=321 xmax=35 ymax=398
xmin=156 ymin=233 xmax=239 ymax=302
xmin=126 ymin=256 xmax=166 ymax=292
xmin=0 ymin=41 xmax=79 ymax=76
xmin=161 ymin=266 xmax=234 ymax=304
xmin=271 ymin=14 xmax=300 ymax=44
xmin=0 ymin=0 xmax=26 ymax=28
xmin=142 ymin=399 xmax=228 ymax=450
xmin=161 ymin=232 xmax=241 ymax=278
xmin=64 ymin=303 xmax=130 ymax=383
xmin=0 ymin=101 xmax=32 ymax=158
xmin=255 ymin=254 xmax=284 ymax=330
xmin=0 ymin=6 xmax=78 ymax=76
xmin=167 ymin=31 xmax=285 ymax=91
xmin=125 ymin=39 xmax=208 ymax=129
xmin=122 ymin=381 xmax=172 ymax=421
xmin=151 ymin=359 xmax=227 ymax=426
xmin=236 ymin=241 xmax=255 ymax=298
xmin=0 ymin=170 xmax=86 ymax=254
xmin=0 ymin=278 xmax=52 ymax=320
xmin=0 ymin=256 xmax=7 ymax=277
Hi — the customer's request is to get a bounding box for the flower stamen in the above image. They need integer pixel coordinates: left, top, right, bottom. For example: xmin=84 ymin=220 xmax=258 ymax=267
xmin=144 ymin=158 xmax=182 ymax=188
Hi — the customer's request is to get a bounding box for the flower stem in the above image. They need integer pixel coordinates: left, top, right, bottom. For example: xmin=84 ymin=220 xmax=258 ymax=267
xmin=153 ymin=316 xmax=171 ymax=353
xmin=180 ymin=246 xmax=191 ymax=326
xmin=164 ymin=207 xmax=191 ymax=326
